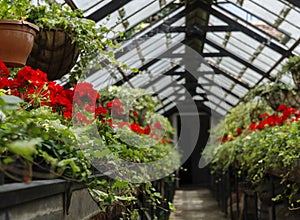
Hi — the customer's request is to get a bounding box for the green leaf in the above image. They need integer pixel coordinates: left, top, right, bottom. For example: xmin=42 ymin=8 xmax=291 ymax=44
xmin=7 ymin=138 xmax=41 ymax=160
xmin=168 ymin=202 xmax=176 ymax=211
xmin=3 ymin=157 xmax=15 ymax=164
xmin=93 ymin=149 xmax=111 ymax=158
xmin=0 ymin=95 xmax=23 ymax=105
xmin=57 ymin=158 xmax=81 ymax=173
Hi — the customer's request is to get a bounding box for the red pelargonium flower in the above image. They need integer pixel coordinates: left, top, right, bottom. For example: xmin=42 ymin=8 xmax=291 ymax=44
xmin=95 ymin=106 xmax=107 ymax=116
xmin=73 ymin=82 xmax=99 ymax=106
xmin=107 ymin=99 xmax=124 ymax=115
xmin=130 ymin=123 xmax=144 ymax=134
xmin=0 ymin=76 xmax=11 ymax=89
xmin=144 ymin=125 xmax=151 ymax=135
xmin=85 ymin=106 xmax=95 ymax=113
xmin=236 ymin=127 xmax=242 ymax=136
xmin=132 ymin=111 xmax=139 ymax=117
xmin=220 ymin=135 xmax=233 ymax=142
xmin=63 ymin=111 xmax=72 ymax=119
xmin=15 ymin=66 xmax=48 ymax=87
xmin=278 ymin=104 xmax=288 ymax=112
xmin=0 ymin=61 xmax=9 ymax=77
xmin=48 ymin=81 xmax=64 ymax=95
xmin=249 ymin=123 xmax=257 ymax=131
xmin=54 ymin=93 xmax=71 ymax=107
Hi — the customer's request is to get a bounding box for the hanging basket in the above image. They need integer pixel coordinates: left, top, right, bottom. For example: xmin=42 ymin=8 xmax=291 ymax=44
xmin=291 ymin=70 xmax=300 ymax=90
xmin=0 ymin=20 xmax=39 ymax=67
xmin=263 ymin=89 xmax=300 ymax=110
xmin=26 ymin=29 xmax=79 ymax=81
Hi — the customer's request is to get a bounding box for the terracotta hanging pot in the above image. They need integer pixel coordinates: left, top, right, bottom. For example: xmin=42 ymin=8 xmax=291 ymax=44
xmin=0 ymin=20 xmax=39 ymax=67
xmin=26 ymin=29 xmax=79 ymax=81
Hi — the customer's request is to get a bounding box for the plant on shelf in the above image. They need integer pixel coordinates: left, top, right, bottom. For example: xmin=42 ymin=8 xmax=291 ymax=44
xmin=204 ymin=99 xmax=300 ymax=208
xmin=0 ymin=61 xmax=178 ymax=219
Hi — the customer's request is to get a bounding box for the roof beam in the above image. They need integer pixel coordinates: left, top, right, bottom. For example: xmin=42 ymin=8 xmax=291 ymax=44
xmin=113 ymin=39 xmax=186 ymax=86
xmin=161 ymin=101 xmax=213 ymax=117
xmin=65 ymin=0 xmax=78 ymax=10
xmin=114 ymin=5 xmax=194 ymax=59
xmin=203 ymin=37 xmax=273 ymax=80
xmin=198 ymin=2 xmax=288 ymax=55
xmin=208 ymin=62 xmax=250 ymax=89
xmin=140 ymin=66 xmax=181 ymax=89
xmin=158 ymin=51 xmax=227 ymax=58
xmin=286 ymin=0 xmax=300 ymax=8
xmin=87 ymin=0 xmax=132 ymax=22
xmin=151 ymin=75 xmax=186 ymax=97
xmin=118 ymin=1 xmax=184 ymax=40
xmin=159 ymin=25 xmax=241 ymax=33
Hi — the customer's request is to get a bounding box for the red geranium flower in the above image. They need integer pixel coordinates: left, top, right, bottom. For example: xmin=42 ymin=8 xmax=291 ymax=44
xmin=0 ymin=61 xmax=9 ymax=77
xmin=144 ymin=125 xmax=151 ymax=135
xmin=73 ymin=82 xmax=99 ymax=106
xmin=130 ymin=123 xmax=144 ymax=134
xmin=95 ymin=106 xmax=107 ymax=116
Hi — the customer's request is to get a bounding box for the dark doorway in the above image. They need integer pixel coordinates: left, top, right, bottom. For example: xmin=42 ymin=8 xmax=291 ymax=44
xmin=177 ymin=113 xmax=211 ymax=187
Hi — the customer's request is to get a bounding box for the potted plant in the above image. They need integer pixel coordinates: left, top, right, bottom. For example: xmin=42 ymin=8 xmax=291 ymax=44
xmin=25 ymin=1 xmax=120 ymax=82
xmin=0 ymin=0 xmax=39 ymax=67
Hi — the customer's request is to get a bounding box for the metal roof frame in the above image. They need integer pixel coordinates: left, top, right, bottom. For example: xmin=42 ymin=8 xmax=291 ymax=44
xmin=64 ymin=0 xmax=300 ymax=116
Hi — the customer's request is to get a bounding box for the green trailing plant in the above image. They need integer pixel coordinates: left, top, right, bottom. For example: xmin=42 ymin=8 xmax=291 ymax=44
xmin=0 ymin=68 xmax=178 ymax=218
xmin=281 ymin=55 xmax=300 ymax=89
xmin=0 ymin=102 xmax=91 ymax=182
xmin=0 ymin=95 xmax=177 ymax=219
xmin=245 ymin=81 xmax=300 ymax=111
xmin=0 ymin=0 xmax=133 ymax=83
xmin=27 ymin=2 xmax=122 ymax=82
xmin=0 ymin=0 xmax=32 ymax=20
xmin=282 ymin=55 xmax=300 ymax=74
xmin=209 ymin=101 xmax=274 ymax=143
xmin=206 ymin=100 xmax=300 ymax=208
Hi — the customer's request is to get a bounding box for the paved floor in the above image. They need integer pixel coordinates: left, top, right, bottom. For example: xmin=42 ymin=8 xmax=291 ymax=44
xmin=169 ymin=188 xmax=227 ymax=220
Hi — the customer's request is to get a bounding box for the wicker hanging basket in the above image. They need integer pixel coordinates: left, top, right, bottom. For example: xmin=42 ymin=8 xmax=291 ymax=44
xmin=0 ymin=20 xmax=39 ymax=67
xmin=26 ymin=29 xmax=79 ymax=81
xmin=291 ymin=70 xmax=300 ymax=90
xmin=263 ymin=89 xmax=300 ymax=110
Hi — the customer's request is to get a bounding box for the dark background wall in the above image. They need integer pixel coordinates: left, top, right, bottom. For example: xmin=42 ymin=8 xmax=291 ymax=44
xmin=176 ymin=113 xmax=211 ymax=187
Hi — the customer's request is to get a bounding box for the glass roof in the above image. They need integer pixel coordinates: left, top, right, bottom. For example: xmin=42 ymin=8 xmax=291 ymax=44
xmin=61 ymin=0 xmax=300 ymax=116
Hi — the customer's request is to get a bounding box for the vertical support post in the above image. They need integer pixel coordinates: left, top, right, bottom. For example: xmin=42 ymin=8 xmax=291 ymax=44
xmin=271 ymin=178 xmax=276 ymax=220
xmin=254 ymin=192 xmax=258 ymax=220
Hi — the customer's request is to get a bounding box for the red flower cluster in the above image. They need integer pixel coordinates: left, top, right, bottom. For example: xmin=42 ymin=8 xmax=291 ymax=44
xmin=114 ymin=121 xmax=151 ymax=135
xmin=221 ymin=105 xmax=300 ymax=143
xmin=106 ymin=99 xmax=124 ymax=115
xmin=0 ymin=61 xmax=92 ymax=121
xmin=74 ymin=82 xmax=99 ymax=107
xmin=0 ymin=61 xmax=170 ymax=145
xmin=249 ymin=104 xmax=299 ymax=131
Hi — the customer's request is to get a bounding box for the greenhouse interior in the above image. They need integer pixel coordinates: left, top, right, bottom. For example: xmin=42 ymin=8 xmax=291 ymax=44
xmin=1 ymin=0 xmax=300 ymax=219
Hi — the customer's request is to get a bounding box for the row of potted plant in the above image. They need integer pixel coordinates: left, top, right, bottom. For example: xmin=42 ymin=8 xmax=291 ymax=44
xmin=204 ymin=99 xmax=300 ymax=209
xmin=0 ymin=60 xmax=179 ymax=219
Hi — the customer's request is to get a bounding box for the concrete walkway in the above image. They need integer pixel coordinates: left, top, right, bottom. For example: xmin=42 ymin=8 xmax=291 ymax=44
xmin=169 ymin=188 xmax=227 ymax=220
